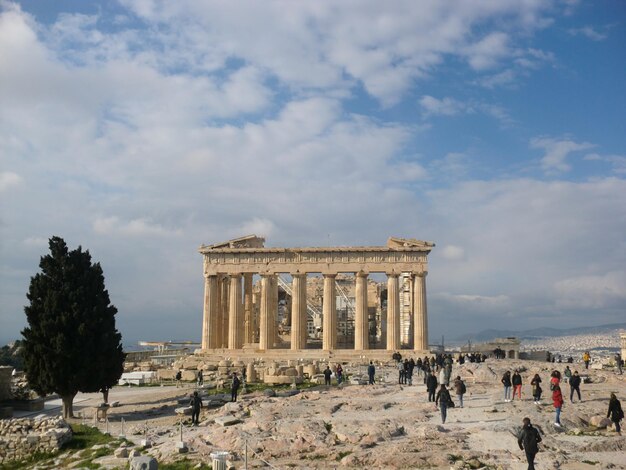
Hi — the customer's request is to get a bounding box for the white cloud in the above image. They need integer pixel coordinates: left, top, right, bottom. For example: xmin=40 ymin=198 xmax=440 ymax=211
xmin=554 ymin=271 xmax=626 ymax=308
xmin=530 ymin=136 xmax=595 ymax=172
xmin=463 ymin=32 xmax=510 ymax=70
xmin=93 ymin=216 xmax=182 ymax=237
xmin=0 ymin=172 xmax=23 ymax=191
xmin=420 ymin=95 xmax=469 ymax=117
xmin=568 ymin=26 xmax=607 ymax=41
xmin=584 ymin=153 xmax=626 ymax=174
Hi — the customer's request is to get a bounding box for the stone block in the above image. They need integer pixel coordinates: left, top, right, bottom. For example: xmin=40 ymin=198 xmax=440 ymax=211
xmin=214 ymin=415 xmax=241 ymax=426
xmin=129 ymin=455 xmax=158 ymax=470
xmin=589 ymin=416 xmax=612 ymax=429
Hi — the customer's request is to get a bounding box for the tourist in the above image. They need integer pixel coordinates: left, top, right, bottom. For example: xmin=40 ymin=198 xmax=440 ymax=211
xmin=407 ymin=357 xmax=415 ymax=385
xmin=550 ymin=370 xmax=561 ymax=390
xmin=323 ymin=365 xmax=332 ymax=386
xmin=502 ymin=371 xmax=512 ymax=402
xmin=435 ymin=384 xmax=453 ymax=424
xmin=367 ymin=361 xmax=376 ymax=384
xmin=552 ymin=384 xmax=564 ymax=427
xmin=336 ymin=364 xmax=343 ymax=385
xmin=583 ymin=351 xmax=591 ymax=369
xmin=563 ymin=365 xmax=571 ymax=383
xmin=615 ymin=353 xmax=623 ymax=375
xmin=427 ymin=371 xmax=438 ymax=402
xmin=398 ymin=359 xmax=405 ymax=384
xmin=517 ymin=417 xmax=542 ymax=470
xmin=530 ymin=374 xmax=542 ymax=404
xmin=569 ymin=370 xmax=582 ymax=402
xmin=512 ymin=370 xmax=523 ymax=401
xmin=231 ymin=372 xmax=241 ymax=402
xmin=416 ymin=357 xmax=423 ymax=377
xmin=607 ymin=393 xmax=624 ymax=435
xmin=453 ymin=375 xmax=466 ymax=408
xmin=189 ymin=391 xmax=203 ymax=425
xmin=197 ymin=370 xmax=203 ymax=387
xmin=175 ymin=370 xmax=182 ymax=388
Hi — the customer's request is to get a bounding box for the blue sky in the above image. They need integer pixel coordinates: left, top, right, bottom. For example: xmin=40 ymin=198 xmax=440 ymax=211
xmin=1 ymin=0 xmax=625 ymax=346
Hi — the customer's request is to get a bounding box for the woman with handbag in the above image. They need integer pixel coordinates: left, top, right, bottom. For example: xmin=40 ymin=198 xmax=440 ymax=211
xmin=435 ymin=384 xmax=454 ymax=424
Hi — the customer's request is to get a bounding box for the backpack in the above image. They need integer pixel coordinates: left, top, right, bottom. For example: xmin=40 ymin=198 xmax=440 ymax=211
xmin=460 ymin=381 xmax=467 ymax=394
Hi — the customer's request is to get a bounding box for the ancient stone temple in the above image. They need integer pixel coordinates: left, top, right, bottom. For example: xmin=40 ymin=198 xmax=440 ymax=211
xmin=198 ymin=235 xmax=434 ymax=357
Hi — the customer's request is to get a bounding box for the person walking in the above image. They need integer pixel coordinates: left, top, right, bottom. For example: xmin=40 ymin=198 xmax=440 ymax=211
xmin=367 ymin=361 xmax=375 ymax=384
xmin=569 ymin=370 xmax=582 ymax=402
xmin=502 ymin=371 xmax=512 ymax=402
xmin=550 ymin=370 xmax=561 ymax=390
xmin=563 ymin=366 xmax=572 ymax=384
xmin=323 ymin=365 xmax=332 ymax=386
xmin=615 ymin=353 xmax=623 ymax=375
xmin=552 ymin=384 xmax=564 ymax=427
xmin=435 ymin=384 xmax=453 ymax=424
xmin=336 ymin=364 xmax=343 ymax=385
xmin=189 ymin=391 xmax=203 ymax=425
xmin=583 ymin=351 xmax=591 ymax=369
xmin=175 ymin=370 xmax=182 ymax=388
xmin=231 ymin=372 xmax=241 ymax=402
xmin=453 ymin=375 xmax=466 ymax=408
xmin=518 ymin=417 xmax=542 ymax=470
xmin=607 ymin=393 xmax=624 ymax=435
xmin=197 ymin=370 xmax=203 ymax=387
xmin=512 ymin=370 xmax=523 ymax=401
xmin=530 ymin=374 xmax=542 ymax=404
xmin=427 ymin=371 xmax=438 ymax=402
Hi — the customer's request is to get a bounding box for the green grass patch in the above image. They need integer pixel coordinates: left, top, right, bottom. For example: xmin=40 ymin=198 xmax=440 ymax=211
xmin=63 ymin=424 xmax=120 ymax=450
xmin=447 ymin=454 xmax=463 ymax=462
xmin=159 ymin=459 xmax=211 ymax=469
xmin=582 ymin=461 xmax=599 ymax=466
xmin=324 ymin=421 xmax=333 ymax=432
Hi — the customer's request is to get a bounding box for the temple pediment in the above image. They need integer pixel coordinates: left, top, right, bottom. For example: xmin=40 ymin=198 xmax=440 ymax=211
xmin=387 ymin=237 xmax=435 ymax=249
xmin=201 ymin=234 xmax=265 ymax=250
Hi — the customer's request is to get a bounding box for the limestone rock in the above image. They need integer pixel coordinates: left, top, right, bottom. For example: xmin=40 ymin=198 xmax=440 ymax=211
xmin=589 ymin=416 xmax=612 ymax=429
xmin=129 ymin=455 xmax=158 ymax=470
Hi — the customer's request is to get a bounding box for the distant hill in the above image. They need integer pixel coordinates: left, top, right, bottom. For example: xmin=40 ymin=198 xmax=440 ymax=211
xmin=451 ymin=322 xmax=626 ymax=344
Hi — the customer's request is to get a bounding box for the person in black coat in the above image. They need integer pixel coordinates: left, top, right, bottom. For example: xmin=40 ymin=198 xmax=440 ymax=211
xmin=569 ymin=371 xmax=582 ymax=402
xmin=426 ymin=371 xmax=438 ymax=402
xmin=367 ymin=361 xmax=376 ymax=384
xmin=231 ymin=372 xmax=241 ymax=402
xmin=189 ymin=391 xmax=203 ymax=425
xmin=323 ymin=366 xmax=332 ymax=386
xmin=607 ymin=393 xmax=624 ymax=435
xmin=518 ymin=417 xmax=542 ymax=470
xmin=435 ymin=384 xmax=452 ymax=424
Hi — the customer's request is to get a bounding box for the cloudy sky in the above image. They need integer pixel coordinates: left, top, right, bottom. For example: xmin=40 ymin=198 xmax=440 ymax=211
xmin=1 ymin=0 xmax=625 ymax=347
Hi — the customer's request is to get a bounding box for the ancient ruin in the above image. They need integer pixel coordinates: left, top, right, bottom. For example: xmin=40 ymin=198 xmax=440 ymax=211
xmin=197 ymin=236 xmax=434 ymax=358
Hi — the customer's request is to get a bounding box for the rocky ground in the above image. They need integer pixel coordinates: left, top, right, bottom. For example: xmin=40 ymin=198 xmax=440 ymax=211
xmin=57 ymin=358 xmax=626 ymax=469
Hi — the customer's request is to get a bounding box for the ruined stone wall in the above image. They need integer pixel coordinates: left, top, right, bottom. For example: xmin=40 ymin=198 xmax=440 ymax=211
xmin=0 ymin=366 xmax=12 ymax=402
xmin=0 ymin=417 xmax=72 ymax=465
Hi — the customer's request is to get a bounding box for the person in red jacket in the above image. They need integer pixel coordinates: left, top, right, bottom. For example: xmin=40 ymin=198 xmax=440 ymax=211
xmin=552 ymin=384 xmax=564 ymax=427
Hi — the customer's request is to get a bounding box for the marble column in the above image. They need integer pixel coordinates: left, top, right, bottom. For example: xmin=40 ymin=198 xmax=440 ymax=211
xmin=322 ymin=274 xmax=337 ymax=350
xmin=201 ymin=274 xmax=219 ymax=349
xmin=259 ymin=274 xmax=273 ymax=350
xmin=220 ymin=276 xmax=230 ymax=348
xmin=228 ymin=274 xmax=243 ymax=349
xmin=291 ymin=274 xmax=307 ymax=350
xmin=270 ymin=275 xmax=278 ymax=346
xmin=386 ymin=273 xmax=400 ymax=351
xmin=354 ymin=272 xmax=369 ymax=350
xmin=413 ymin=272 xmax=428 ymax=351
xmin=243 ymin=273 xmax=254 ymax=344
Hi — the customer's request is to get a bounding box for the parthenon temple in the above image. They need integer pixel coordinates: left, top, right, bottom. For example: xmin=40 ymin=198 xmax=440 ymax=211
xmin=198 ymin=235 xmax=434 ymax=359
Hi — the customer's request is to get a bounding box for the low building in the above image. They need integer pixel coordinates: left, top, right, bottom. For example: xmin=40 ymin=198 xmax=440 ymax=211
xmin=461 ymin=337 xmax=521 ymax=359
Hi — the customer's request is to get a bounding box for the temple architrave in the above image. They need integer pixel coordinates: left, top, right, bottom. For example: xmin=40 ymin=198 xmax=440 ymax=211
xmin=197 ymin=235 xmax=435 ymax=359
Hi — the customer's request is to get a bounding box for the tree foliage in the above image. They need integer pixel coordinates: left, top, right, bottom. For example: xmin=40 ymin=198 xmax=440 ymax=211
xmin=21 ymin=237 xmax=125 ymax=418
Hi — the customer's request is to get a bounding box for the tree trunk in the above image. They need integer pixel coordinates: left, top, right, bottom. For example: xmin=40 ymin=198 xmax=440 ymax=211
xmin=61 ymin=393 xmax=76 ymax=419
xmin=102 ymin=388 xmax=109 ymax=404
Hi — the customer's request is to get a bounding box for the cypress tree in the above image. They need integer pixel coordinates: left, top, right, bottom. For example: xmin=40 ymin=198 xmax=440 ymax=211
xmin=21 ymin=236 xmax=125 ymax=418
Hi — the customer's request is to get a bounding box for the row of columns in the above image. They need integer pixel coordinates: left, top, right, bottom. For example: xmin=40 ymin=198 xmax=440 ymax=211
xmin=202 ymin=272 xmax=428 ymax=351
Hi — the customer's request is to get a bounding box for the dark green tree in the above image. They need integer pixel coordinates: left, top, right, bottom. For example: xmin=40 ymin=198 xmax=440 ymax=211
xmin=21 ymin=236 xmax=125 ymax=418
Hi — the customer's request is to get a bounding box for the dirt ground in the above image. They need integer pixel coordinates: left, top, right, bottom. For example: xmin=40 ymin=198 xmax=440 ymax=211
xmin=66 ymin=358 xmax=625 ymax=469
